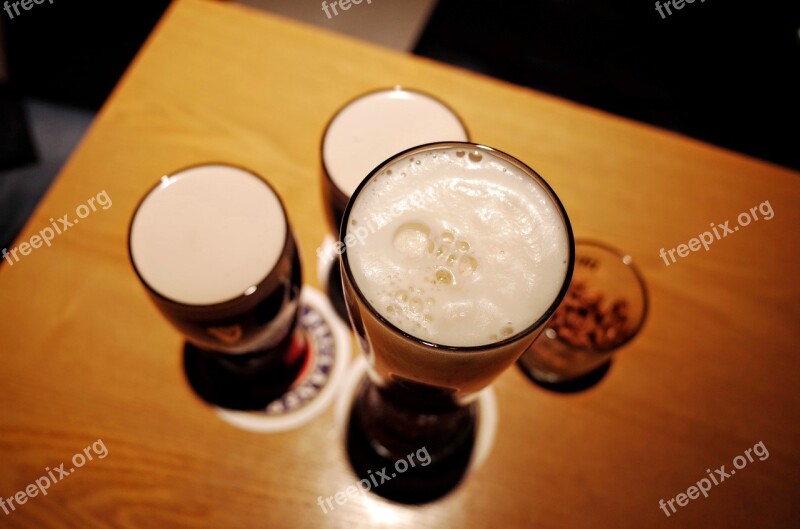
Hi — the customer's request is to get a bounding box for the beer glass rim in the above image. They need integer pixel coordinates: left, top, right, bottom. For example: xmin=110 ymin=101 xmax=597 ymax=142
xmin=127 ymin=162 xmax=292 ymax=309
xmin=320 ymin=86 xmax=470 ymax=198
xmin=340 ymin=141 xmax=575 ymax=353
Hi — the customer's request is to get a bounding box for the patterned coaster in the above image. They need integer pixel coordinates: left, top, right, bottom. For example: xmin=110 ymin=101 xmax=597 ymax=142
xmin=216 ymin=286 xmax=352 ymax=433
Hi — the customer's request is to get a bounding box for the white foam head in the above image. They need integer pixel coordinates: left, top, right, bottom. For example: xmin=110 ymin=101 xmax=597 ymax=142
xmin=344 ymin=145 xmax=570 ymax=347
xmin=130 ymin=164 xmax=287 ymax=305
xmin=323 ymin=87 xmax=468 ymax=197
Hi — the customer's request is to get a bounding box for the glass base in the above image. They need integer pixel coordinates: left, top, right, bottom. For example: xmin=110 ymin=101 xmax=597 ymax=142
xmin=345 ymin=377 xmax=475 ymax=504
xmin=518 ymin=358 xmax=612 ymax=393
xmin=183 ymin=330 xmax=308 ymax=410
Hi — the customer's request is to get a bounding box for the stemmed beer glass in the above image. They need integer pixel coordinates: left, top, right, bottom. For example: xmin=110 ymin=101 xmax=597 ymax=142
xmin=339 ymin=142 xmax=574 ymax=499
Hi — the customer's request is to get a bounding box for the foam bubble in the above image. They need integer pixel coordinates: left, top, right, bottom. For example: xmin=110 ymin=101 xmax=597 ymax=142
xmin=393 ymin=222 xmax=433 ymax=258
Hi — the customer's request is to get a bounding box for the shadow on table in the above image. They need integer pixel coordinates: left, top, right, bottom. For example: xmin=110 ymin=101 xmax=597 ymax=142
xmin=345 ymin=381 xmax=475 ymax=504
xmin=518 ymin=359 xmax=613 ymax=394
xmin=182 ymin=340 xmax=307 ymax=411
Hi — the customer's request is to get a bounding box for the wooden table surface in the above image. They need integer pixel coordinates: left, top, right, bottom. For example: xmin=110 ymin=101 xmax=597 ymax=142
xmin=1 ymin=1 xmax=798 ymax=527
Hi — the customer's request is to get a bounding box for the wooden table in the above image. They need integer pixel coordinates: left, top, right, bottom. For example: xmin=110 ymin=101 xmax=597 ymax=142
xmin=1 ymin=1 xmax=798 ymax=527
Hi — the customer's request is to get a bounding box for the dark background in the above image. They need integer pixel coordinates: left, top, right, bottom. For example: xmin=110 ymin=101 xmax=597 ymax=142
xmin=415 ymin=0 xmax=800 ymax=170
xmin=0 ymin=0 xmax=798 ymax=252
xmin=4 ymin=1 xmax=797 ymax=168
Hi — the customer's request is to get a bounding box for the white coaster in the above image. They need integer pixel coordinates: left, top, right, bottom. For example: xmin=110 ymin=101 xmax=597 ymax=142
xmin=216 ymin=286 xmax=351 ymax=433
xmin=334 ymin=356 xmax=498 ymax=471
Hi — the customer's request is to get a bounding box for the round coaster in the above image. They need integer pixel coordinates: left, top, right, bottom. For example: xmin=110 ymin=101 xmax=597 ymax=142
xmin=334 ymin=356 xmax=498 ymax=471
xmin=216 ymin=286 xmax=352 ymax=433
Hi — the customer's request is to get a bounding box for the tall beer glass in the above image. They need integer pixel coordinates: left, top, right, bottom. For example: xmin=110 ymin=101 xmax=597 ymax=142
xmin=129 ymin=163 xmax=304 ymax=410
xmin=340 ymin=142 xmax=574 ymax=465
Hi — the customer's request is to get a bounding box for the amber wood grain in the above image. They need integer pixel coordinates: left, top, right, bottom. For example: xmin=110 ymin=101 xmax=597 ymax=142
xmin=0 ymin=1 xmax=798 ymax=527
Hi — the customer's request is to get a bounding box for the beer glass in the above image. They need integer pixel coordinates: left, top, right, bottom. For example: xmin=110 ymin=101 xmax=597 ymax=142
xmin=320 ymin=87 xmax=469 ymax=319
xmin=340 ymin=142 xmax=574 ymax=480
xmin=128 ymin=163 xmax=305 ymax=410
xmin=518 ymin=240 xmax=648 ymax=388
xmin=321 ymin=86 xmax=469 ymax=232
